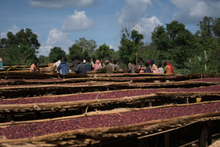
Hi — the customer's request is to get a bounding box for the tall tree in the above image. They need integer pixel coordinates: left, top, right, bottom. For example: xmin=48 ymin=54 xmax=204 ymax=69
xmin=119 ymin=29 xmax=144 ymax=63
xmin=67 ymin=44 xmax=83 ymax=61
xmin=197 ymin=16 xmax=214 ymax=38
xmin=49 ymin=47 xmax=66 ymax=63
xmin=0 ymin=28 xmax=40 ymax=65
xmin=96 ymin=43 xmax=111 ymax=59
xmin=75 ymin=37 xmax=97 ymax=54
xmin=152 ymin=21 xmax=197 ymax=65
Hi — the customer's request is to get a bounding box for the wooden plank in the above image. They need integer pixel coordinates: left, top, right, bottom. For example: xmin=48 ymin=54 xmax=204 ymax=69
xmin=165 ymin=132 xmax=169 ymax=147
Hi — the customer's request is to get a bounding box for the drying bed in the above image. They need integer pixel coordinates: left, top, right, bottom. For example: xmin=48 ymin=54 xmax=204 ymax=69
xmin=1 ymin=85 xmax=220 ymax=105
xmin=0 ymin=101 xmax=220 ymax=140
xmin=0 ymin=78 xmax=91 ymax=85
xmin=189 ymin=78 xmax=220 ymax=83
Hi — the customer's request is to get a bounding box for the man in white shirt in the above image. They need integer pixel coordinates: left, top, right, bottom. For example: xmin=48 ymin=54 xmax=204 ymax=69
xmin=53 ymin=55 xmax=62 ymax=73
xmin=158 ymin=63 xmax=164 ymax=74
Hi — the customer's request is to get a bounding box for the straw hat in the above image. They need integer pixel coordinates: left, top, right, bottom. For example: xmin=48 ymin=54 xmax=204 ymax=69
xmin=0 ymin=57 xmax=2 ymax=62
xmin=104 ymin=60 xmax=110 ymax=63
xmin=83 ymin=59 xmax=86 ymax=63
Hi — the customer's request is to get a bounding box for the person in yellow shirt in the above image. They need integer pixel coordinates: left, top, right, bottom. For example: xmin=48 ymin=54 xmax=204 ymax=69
xmin=164 ymin=62 xmax=171 ymax=74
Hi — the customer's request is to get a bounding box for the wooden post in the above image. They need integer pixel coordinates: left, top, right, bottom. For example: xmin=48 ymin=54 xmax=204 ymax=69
xmin=165 ymin=132 xmax=169 ymax=147
xmin=139 ymin=138 xmax=147 ymax=147
xmin=5 ymin=113 xmax=12 ymax=122
xmin=148 ymin=100 xmax=152 ymax=107
xmin=199 ymin=123 xmax=208 ymax=147
xmin=155 ymin=135 xmax=158 ymax=147
xmin=207 ymin=129 xmax=212 ymax=146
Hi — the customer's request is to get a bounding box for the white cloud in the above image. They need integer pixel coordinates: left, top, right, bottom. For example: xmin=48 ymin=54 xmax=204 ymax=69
xmin=116 ymin=0 xmax=162 ymax=43
xmin=29 ymin=0 xmax=99 ymax=9
xmin=170 ymin=0 xmax=220 ymax=24
xmin=61 ymin=10 xmax=93 ymax=32
xmin=38 ymin=45 xmax=53 ymax=56
xmin=46 ymin=29 xmax=72 ymax=45
xmin=1 ymin=25 xmax=20 ymax=39
xmin=117 ymin=0 xmax=152 ymax=24
xmin=133 ymin=16 xmax=163 ymax=42
xmin=8 ymin=25 xmax=20 ymax=34
xmin=38 ymin=28 xmax=73 ymax=55
xmin=1 ymin=32 xmax=7 ymax=39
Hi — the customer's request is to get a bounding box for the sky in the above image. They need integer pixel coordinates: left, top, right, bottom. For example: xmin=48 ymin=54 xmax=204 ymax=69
xmin=1 ymin=0 xmax=220 ymax=56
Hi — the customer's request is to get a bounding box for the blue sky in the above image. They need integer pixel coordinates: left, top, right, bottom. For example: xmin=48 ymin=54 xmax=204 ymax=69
xmin=1 ymin=0 xmax=220 ymax=56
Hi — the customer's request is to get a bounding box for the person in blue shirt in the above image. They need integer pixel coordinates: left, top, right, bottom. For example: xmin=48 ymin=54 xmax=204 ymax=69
xmin=0 ymin=57 xmax=3 ymax=69
xmin=108 ymin=59 xmax=114 ymax=68
xmin=74 ymin=58 xmax=87 ymax=74
xmin=57 ymin=57 xmax=69 ymax=75
xmin=85 ymin=57 xmax=93 ymax=72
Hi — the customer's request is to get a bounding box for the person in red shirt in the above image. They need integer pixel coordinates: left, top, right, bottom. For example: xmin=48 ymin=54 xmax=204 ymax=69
xmin=30 ymin=58 xmax=40 ymax=72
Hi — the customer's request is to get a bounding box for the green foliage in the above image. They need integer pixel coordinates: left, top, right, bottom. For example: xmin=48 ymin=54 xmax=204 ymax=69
xmin=75 ymin=37 xmax=97 ymax=54
xmin=96 ymin=43 xmax=111 ymax=59
xmin=67 ymin=44 xmax=83 ymax=62
xmin=1 ymin=28 xmax=40 ymax=65
xmin=49 ymin=47 xmax=66 ymax=63
xmin=152 ymin=21 xmax=197 ymax=66
xmin=38 ymin=55 xmax=49 ymax=65
xmin=173 ymin=66 xmax=191 ymax=75
xmin=119 ymin=29 xmax=144 ymax=63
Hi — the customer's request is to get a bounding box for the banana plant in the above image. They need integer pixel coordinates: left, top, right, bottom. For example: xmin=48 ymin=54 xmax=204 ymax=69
xmin=186 ymin=50 xmax=211 ymax=73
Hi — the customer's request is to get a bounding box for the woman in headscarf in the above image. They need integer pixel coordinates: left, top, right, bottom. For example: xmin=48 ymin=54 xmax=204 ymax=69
xmin=167 ymin=62 xmax=174 ymax=74
xmin=93 ymin=60 xmax=101 ymax=70
xmin=150 ymin=60 xmax=158 ymax=73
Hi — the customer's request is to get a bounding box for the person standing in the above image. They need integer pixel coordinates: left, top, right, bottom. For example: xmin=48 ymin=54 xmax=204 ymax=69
xmin=144 ymin=62 xmax=152 ymax=73
xmin=126 ymin=60 xmax=135 ymax=73
xmin=70 ymin=56 xmax=80 ymax=71
xmin=53 ymin=55 xmax=62 ymax=73
xmin=74 ymin=58 xmax=87 ymax=74
xmin=100 ymin=59 xmax=104 ymax=67
xmin=85 ymin=57 xmax=93 ymax=72
xmin=158 ymin=63 xmax=164 ymax=74
xmin=164 ymin=62 xmax=171 ymax=74
xmin=96 ymin=60 xmax=113 ymax=73
xmin=30 ymin=57 xmax=40 ymax=72
xmin=150 ymin=60 xmax=158 ymax=73
xmin=113 ymin=60 xmax=120 ymax=71
xmin=0 ymin=57 xmax=3 ymax=69
xmin=93 ymin=60 xmax=101 ymax=70
xmin=167 ymin=62 xmax=174 ymax=74
xmin=138 ymin=57 xmax=145 ymax=73
xmin=57 ymin=57 xmax=69 ymax=75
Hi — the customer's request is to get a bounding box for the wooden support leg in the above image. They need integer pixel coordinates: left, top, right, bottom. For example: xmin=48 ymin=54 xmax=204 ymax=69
xmin=33 ymin=111 xmax=41 ymax=119
xmin=165 ymin=132 xmax=169 ymax=147
xmin=148 ymin=100 xmax=152 ymax=107
xmin=139 ymin=138 xmax=147 ymax=147
xmin=199 ymin=123 xmax=208 ymax=147
xmin=207 ymin=130 xmax=212 ymax=146
xmin=5 ymin=113 xmax=12 ymax=122
xmin=155 ymin=135 xmax=158 ymax=147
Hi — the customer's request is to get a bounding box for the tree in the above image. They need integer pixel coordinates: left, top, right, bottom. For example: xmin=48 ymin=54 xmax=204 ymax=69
xmin=197 ymin=16 xmax=214 ymax=38
xmin=75 ymin=37 xmax=97 ymax=54
xmin=152 ymin=21 xmax=197 ymax=65
xmin=96 ymin=43 xmax=111 ymax=59
xmin=151 ymin=25 xmax=170 ymax=61
xmin=119 ymin=29 xmax=144 ymax=63
xmin=49 ymin=47 xmax=66 ymax=63
xmin=0 ymin=28 xmax=40 ymax=65
xmin=38 ymin=55 xmax=49 ymax=65
xmin=67 ymin=44 xmax=83 ymax=62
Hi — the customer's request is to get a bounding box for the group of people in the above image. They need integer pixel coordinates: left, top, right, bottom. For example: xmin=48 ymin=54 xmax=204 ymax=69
xmin=136 ymin=57 xmax=173 ymax=74
xmin=30 ymin=56 xmax=173 ymax=75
